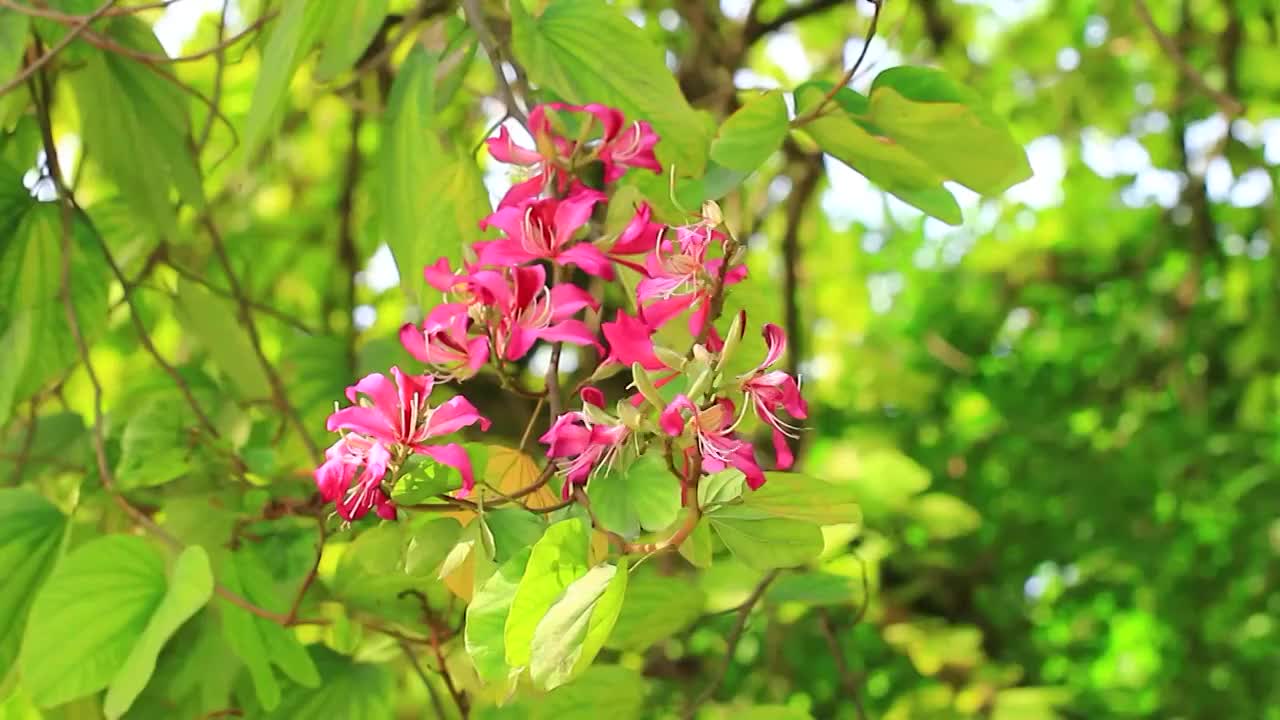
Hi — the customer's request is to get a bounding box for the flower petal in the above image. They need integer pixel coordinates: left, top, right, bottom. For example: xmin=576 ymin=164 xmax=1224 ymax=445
xmin=417 ymin=443 xmax=478 ymax=496
xmin=425 ymin=395 xmax=491 ymax=436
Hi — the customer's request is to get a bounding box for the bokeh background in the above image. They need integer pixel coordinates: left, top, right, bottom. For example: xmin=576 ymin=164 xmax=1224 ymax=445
xmin=3 ymin=0 xmax=1278 ymax=718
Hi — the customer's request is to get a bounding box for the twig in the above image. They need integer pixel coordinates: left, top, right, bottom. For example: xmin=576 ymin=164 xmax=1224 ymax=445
xmin=206 ymin=218 xmax=322 ymax=461
xmin=283 ymin=515 xmax=326 ymax=624
xmin=0 ymin=0 xmax=117 ymax=98
xmin=337 ymin=109 xmax=363 ymax=375
xmin=400 ymin=641 xmax=449 ymax=720
xmin=790 ymin=0 xmax=882 ymax=127
xmin=165 ymin=259 xmax=315 ymax=334
xmin=195 ymin=0 xmax=230 ymax=153
xmin=744 ymin=0 xmax=843 ymax=45
xmin=461 ymin=0 xmax=528 ymax=127
xmin=0 ymin=0 xmax=175 ymax=22
xmin=1133 ymin=0 xmax=1243 ymax=117
xmin=818 ymin=609 xmax=867 ymax=720
xmin=517 ymin=396 xmax=545 ymax=453
xmin=686 ymin=569 xmax=781 ymax=715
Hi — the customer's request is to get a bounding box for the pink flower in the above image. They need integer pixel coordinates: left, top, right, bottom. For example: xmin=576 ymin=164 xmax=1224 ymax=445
xmin=738 ymin=323 xmax=807 ymax=470
xmin=324 ymin=367 xmax=490 ymax=502
xmin=476 ymin=188 xmax=613 ymax=277
xmin=488 ymin=265 xmax=600 ymax=361
xmin=540 ymin=389 xmax=631 ymax=498
xmin=399 ymin=303 xmax=490 ymax=380
xmin=609 ymin=202 xmax=664 ymax=258
xmin=636 ymin=222 xmax=747 ymax=336
xmin=660 ymin=395 xmax=765 ymax=489
xmin=314 ymin=435 xmax=396 ymax=521
xmin=601 ymin=309 xmax=663 ymax=370
xmin=484 ymin=103 xmax=661 ymax=193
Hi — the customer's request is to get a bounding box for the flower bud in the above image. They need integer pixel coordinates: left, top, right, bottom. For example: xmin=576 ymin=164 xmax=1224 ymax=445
xmin=582 ymin=402 xmax=615 ymax=426
xmin=616 ymin=400 xmax=643 ymax=430
xmin=701 ymin=200 xmax=723 ymax=227
xmin=716 ymin=310 xmax=746 ymax=371
xmin=692 ymin=344 xmax=713 ymax=365
xmin=686 ymin=366 xmax=716 ymax=401
xmin=653 ymin=345 xmax=687 ymax=371
xmin=631 ymin=363 xmax=667 ymax=409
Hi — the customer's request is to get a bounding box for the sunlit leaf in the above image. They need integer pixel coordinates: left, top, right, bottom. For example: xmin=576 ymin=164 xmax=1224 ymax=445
xmin=711 ymin=90 xmax=789 ymax=173
xmin=708 ymin=507 xmax=823 ymax=570
xmin=0 ymin=490 xmax=65 ymax=682
xmin=504 ymin=517 xmax=591 ymax=668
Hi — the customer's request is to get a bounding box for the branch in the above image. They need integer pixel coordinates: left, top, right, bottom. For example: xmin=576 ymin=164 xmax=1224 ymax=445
xmin=462 ymin=0 xmax=528 ymax=127
xmin=744 ymin=0 xmax=843 ymax=45
xmin=205 ymin=218 xmax=323 ymax=461
xmin=790 ymin=0 xmax=882 ymax=127
xmin=0 ymin=0 xmax=117 ymax=98
xmin=337 ymin=109 xmax=363 ymax=375
xmin=685 ymin=570 xmax=781 ymax=715
xmin=1133 ymin=0 xmax=1243 ymax=117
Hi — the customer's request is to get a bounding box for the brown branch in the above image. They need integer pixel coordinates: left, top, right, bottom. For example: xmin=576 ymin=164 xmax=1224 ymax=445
xmin=791 ymin=0 xmax=882 ymax=127
xmin=400 ymin=640 xmax=449 ymax=720
xmin=165 ymin=258 xmax=314 ymax=334
xmin=337 ymin=109 xmax=363 ymax=375
xmin=744 ymin=0 xmax=843 ymax=45
xmin=817 ymin=609 xmax=867 ymax=720
xmin=462 ymin=0 xmax=528 ymax=127
xmin=0 ymin=0 xmax=117 ymax=98
xmin=206 ymin=218 xmax=322 ymax=461
xmin=0 ymin=0 xmax=176 ymax=22
xmin=1133 ymin=0 xmax=1243 ymax=117
xmin=195 ymin=0 xmax=230 ymax=153
xmin=685 ymin=569 xmax=781 ymax=716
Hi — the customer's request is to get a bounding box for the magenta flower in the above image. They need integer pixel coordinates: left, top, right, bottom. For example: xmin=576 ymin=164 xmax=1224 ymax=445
xmin=609 ymin=202 xmax=664 ymax=258
xmin=540 ymin=388 xmax=631 ymax=498
xmin=485 ymin=103 xmax=661 ymax=192
xmin=475 ymin=187 xmax=613 ymax=277
xmin=399 ymin=303 xmax=490 ymax=381
xmin=738 ymin=322 xmax=807 ymax=470
xmin=601 ymin=309 xmax=664 ymax=370
xmin=314 ymin=434 xmax=396 ymax=521
xmin=660 ymin=394 xmax=765 ymax=489
xmin=323 ymin=367 xmax=490 ymax=503
xmin=637 ymin=222 xmax=748 ymax=336
xmin=487 ymin=265 xmax=600 ymax=361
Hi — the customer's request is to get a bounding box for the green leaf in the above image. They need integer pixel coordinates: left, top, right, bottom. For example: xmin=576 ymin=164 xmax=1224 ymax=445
xmin=607 ymin=566 xmax=705 ymax=651
xmin=699 ymin=468 xmax=746 ymax=510
xmin=114 ymin=393 xmax=203 ymax=490
xmin=219 ymin=547 xmax=319 ymax=711
xmin=708 ymin=508 xmax=824 ymax=570
xmin=511 ymin=0 xmax=712 ymax=174
xmin=379 ymin=47 xmax=492 ymax=305
xmin=587 ymin=452 xmax=681 ymax=539
xmin=0 ymin=10 xmax=29 ymax=84
xmin=240 ymin=0 xmax=336 ymax=162
xmin=793 ymin=81 xmax=961 ymax=225
xmin=404 ymin=517 xmax=464 ymax=576
xmin=482 ymin=508 xmax=546 ymax=563
xmin=766 ymin=571 xmax=863 ymax=607
xmin=529 ymin=558 xmax=628 ymax=690
xmin=0 ymin=204 xmax=107 ymax=426
xmin=103 ymin=546 xmax=213 ymax=719
xmin=390 ymin=456 xmax=463 ymax=504
xmin=173 ymin=279 xmax=272 ymax=399
xmin=534 ymin=665 xmax=647 ymax=720
xmin=504 ymin=517 xmax=591 ymax=668
xmin=678 ymin=518 xmax=713 ymax=568
xmin=711 ymin=90 xmax=789 ymax=173
xmin=743 ymin=471 xmax=862 ymax=527
xmin=910 ymin=492 xmax=981 ymax=539
xmin=0 ymin=490 xmax=66 ymax=682
xmin=71 ymin=17 xmax=204 ymax=232
xmin=313 ymin=0 xmax=389 ymax=81
xmin=19 ymin=535 xmax=166 ymax=708
xmin=268 ymin=646 xmax=394 ymax=719
xmin=466 ymin=547 xmax=531 ymax=683
xmin=868 ymin=66 xmax=1032 ymax=195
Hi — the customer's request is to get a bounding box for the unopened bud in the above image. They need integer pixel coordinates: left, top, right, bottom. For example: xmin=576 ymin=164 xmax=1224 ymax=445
xmin=692 ymin=344 xmax=713 ymax=365
xmin=686 ymin=366 xmax=715 ymax=401
xmin=616 ymin=400 xmax=642 ymax=429
xmin=653 ymin=345 xmax=687 ymax=371
xmin=582 ymin=403 xmax=614 ymax=426
xmin=701 ymin=200 xmax=723 ymax=227
xmin=588 ymin=362 xmax=626 ymax=383
xmin=716 ymin=310 xmax=746 ymax=371
xmin=631 ymin=363 xmax=666 ymax=410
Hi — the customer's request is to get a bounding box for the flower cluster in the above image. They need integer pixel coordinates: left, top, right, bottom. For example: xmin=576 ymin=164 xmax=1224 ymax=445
xmin=315 ymin=102 xmax=807 ymax=522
